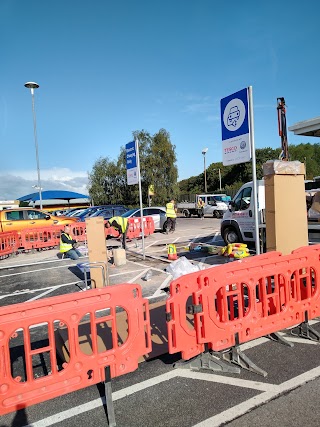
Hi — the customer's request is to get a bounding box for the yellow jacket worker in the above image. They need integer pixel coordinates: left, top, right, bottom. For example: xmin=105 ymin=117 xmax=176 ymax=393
xmin=197 ymin=197 xmax=205 ymax=219
xmin=165 ymin=199 xmax=177 ymax=234
xmin=105 ymin=216 xmax=129 ymax=249
xmin=60 ymin=224 xmax=82 ymax=260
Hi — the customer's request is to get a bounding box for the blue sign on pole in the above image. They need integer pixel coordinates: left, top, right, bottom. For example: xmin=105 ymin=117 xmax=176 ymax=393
xmin=220 ymin=88 xmax=251 ymax=166
xmin=126 ymin=141 xmax=138 ymax=185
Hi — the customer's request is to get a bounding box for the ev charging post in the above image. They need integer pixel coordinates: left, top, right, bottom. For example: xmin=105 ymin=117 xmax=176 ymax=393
xmin=220 ymin=86 xmax=260 ymax=255
xmin=126 ymin=140 xmax=145 ymax=259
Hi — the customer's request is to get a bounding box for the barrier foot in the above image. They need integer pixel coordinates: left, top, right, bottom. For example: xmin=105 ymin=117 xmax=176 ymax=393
xmin=267 ymin=332 xmax=294 ymax=348
xmin=103 ymin=366 xmax=116 ymax=427
xmin=221 ymin=340 xmax=267 ymax=377
xmin=291 ymin=321 xmax=320 ymax=342
xmin=173 ymin=352 xmax=241 ymax=374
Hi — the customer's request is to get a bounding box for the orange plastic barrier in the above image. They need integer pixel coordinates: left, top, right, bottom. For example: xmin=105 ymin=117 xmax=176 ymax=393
xmin=69 ymin=222 xmax=87 ymax=242
xmin=166 ymin=246 xmax=320 ymax=358
xmin=0 ymin=231 xmax=19 ymax=257
xmin=0 ymin=284 xmax=151 ymax=416
xmin=20 ymin=226 xmax=63 ymax=250
xmin=129 ymin=217 xmax=155 ymax=237
xmin=127 ymin=218 xmax=139 ymax=239
xmin=145 ymin=217 xmax=155 ymax=235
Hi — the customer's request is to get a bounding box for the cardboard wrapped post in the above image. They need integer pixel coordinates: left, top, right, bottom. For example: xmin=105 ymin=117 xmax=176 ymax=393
xmin=263 ymin=160 xmax=308 ymax=255
xmin=85 ymin=217 xmax=109 ymax=288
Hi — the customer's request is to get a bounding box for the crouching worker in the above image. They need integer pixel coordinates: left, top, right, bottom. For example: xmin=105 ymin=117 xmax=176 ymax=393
xmin=105 ymin=216 xmax=129 ymax=250
xmin=60 ymin=224 xmax=82 ymax=260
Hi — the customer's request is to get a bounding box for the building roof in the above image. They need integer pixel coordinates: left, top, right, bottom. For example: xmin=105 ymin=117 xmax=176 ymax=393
xmin=17 ymin=190 xmax=90 ymax=203
xmin=288 ymin=116 xmax=320 ymax=137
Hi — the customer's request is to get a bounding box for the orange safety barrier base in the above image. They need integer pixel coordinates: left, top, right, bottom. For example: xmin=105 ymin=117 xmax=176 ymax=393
xmin=0 ymin=231 xmax=19 ymax=257
xmin=166 ymin=244 xmax=320 ymax=375
xmin=0 ymin=284 xmax=151 ymax=416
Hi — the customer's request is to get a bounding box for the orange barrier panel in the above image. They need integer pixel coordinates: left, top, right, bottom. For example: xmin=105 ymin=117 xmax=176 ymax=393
xmin=0 ymin=284 xmax=151 ymax=416
xmin=166 ymin=246 xmax=320 ymax=358
xmin=19 ymin=226 xmax=63 ymax=250
xmin=69 ymin=222 xmax=87 ymax=242
xmin=130 ymin=217 xmax=155 ymax=237
xmin=127 ymin=218 xmax=139 ymax=239
xmin=166 ymin=280 xmax=205 ymax=360
xmin=0 ymin=231 xmax=19 ymax=257
xmin=145 ymin=217 xmax=155 ymax=235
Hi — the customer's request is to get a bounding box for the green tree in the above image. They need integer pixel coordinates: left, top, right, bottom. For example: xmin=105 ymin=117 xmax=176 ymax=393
xmin=88 ymin=157 xmax=123 ymax=205
xmin=88 ymin=129 xmax=179 ymax=206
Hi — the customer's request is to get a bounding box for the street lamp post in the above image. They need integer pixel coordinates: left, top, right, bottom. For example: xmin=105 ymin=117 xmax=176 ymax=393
xmin=24 ymin=81 xmax=43 ymax=209
xmin=218 ymin=168 xmax=222 ymax=192
xmin=202 ymin=148 xmax=208 ymax=193
xmin=213 ymin=168 xmax=222 ymax=191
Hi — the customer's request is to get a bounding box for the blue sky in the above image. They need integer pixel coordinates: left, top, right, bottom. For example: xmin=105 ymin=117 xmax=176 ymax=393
xmin=1 ymin=0 xmax=320 ymax=200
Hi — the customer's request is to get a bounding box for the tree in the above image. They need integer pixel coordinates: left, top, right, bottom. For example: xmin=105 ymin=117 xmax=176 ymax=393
xmin=177 ymin=144 xmax=320 ymax=195
xmin=88 ymin=157 xmax=123 ymax=205
xmin=88 ymin=129 xmax=179 ymax=206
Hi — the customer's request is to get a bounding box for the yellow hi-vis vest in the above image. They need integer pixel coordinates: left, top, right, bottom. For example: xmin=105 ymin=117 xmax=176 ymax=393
xmin=60 ymin=232 xmax=73 ymax=253
xmin=197 ymin=199 xmax=205 ymax=208
xmin=109 ymin=216 xmax=128 ymax=233
xmin=166 ymin=202 xmax=176 ymax=218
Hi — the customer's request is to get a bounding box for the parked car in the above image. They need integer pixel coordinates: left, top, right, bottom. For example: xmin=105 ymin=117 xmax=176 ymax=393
xmin=0 ymin=208 xmax=77 ymax=234
xmin=74 ymin=205 xmax=128 ymax=222
xmin=90 ymin=206 xmax=129 ymax=220
xmin=121 ymin=207 xmax=167 ymax=231
xmin=64 ymin=207 xmax=88 ymax=217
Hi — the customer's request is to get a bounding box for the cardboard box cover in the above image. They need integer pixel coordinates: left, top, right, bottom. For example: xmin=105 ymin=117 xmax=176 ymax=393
xmin=265 ymin=174 xmax=308 ymax=254
xmin=263 ymin=160 xmax=305 ymax=176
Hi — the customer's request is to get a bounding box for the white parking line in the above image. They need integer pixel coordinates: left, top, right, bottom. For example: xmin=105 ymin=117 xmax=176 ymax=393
xmin=23 ymin=363 xmax=320 ymax=427
xmin=26 ymin=286 xmax=66 ymax=302
xmin=153 ymin=274 xmax=172 ymax=297
xmin=193 ymin=366 xmax=320 ymax=426
xmin=26 ymin=370 xmax=181 ymax=427
xmin=178 ymin=370 xmax=275 ymax=392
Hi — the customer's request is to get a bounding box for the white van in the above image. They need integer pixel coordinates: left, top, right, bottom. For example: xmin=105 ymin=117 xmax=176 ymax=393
xmin=177 ymin=194 xmax=230 ymax=218
xmin=220 ymin=180 xmax=265 ymax=244
xmin=221 ymin=180 xmax=320 ymax=245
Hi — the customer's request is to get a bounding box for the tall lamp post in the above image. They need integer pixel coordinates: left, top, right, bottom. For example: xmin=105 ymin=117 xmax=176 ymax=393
xmin=202 ymin=148 xmax=208 ymax=193
xmin=213 ymin=168 xmax=222 ymax=191
xmin=217 ymin=168 xmax=222 ymax=192
xmin=24 ymin=81 xmax=43 ymax=209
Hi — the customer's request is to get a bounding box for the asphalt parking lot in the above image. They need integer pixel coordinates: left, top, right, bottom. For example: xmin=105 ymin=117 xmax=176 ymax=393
xmin=1 ymin=216 xmax=320 ymax=427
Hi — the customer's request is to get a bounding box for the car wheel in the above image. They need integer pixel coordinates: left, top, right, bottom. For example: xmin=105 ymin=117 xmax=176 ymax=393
xmin=223 ymin=227 xmax=241 ymax=245
xmin=163 ymin=220 xmax=168 ymax=232
xmin=183 ymin=210 xmax=189 ymax=218
xmin=213 ymin=210 xmax=218 ymax=218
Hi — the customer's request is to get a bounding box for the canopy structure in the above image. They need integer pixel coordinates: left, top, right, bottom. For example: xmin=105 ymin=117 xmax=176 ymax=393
xmin=288 ymin=116 xmax=320 ymax=137
xmin=17 ymin=190 xmax=90 ymax=207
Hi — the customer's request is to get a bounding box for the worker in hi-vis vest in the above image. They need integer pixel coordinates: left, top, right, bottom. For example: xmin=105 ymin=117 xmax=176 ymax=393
xmin=105 ymin=216 xmax=129 ymax=249
xmin=59 ymin=224 xmax=82 ymax=260
xmin=197 ymin=197 xmax=205 ymax=219
xmin=165 ymin=199 xmax=177 ymax=234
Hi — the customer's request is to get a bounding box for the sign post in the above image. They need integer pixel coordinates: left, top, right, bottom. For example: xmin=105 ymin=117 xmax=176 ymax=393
xmin=220 ymin=87 xmax=260 ymax=255
xmin=126 ymin=140 xmax=145 ymax=259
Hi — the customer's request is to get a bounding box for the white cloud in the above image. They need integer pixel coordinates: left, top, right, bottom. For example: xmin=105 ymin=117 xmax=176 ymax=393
xmin=0 ymin=168 xmax=89 ymax=200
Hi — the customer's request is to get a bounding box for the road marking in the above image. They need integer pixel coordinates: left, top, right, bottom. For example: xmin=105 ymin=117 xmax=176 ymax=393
xmin=25 ymin=371 xmax=180 ymax=427
xmin=0 ymin=256 xmax=87 ymax=271
xmin=153 ymin=274 xmax=172 ymax=297
xmin=178 ymin=370 xmax=275 ymax=392
xmin=23 ymin=363 xmax=320 ymax=427
xmin=193 ymin=366 xmax=320 ymax=426
xmin=0 ymin=281 xmax=81 ymax=300
xmin=129 ymin=269 xmax=149 ymax=283
xmin=0 ymin=264 xmax=77 ymax=278
xmin=26 ymin=286 xmax=65 ymax=302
